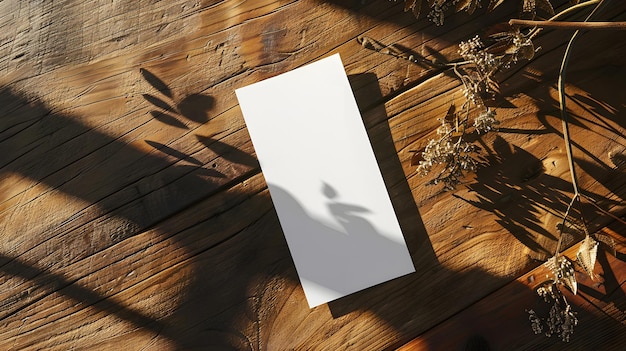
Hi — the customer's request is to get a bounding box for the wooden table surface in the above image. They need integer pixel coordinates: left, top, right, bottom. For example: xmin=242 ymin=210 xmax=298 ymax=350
xmin=1 ymin=0 xmax=625 ymax=350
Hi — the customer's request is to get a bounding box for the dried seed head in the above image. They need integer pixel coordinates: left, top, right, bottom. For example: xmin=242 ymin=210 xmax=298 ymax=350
xmin=544 ymin=255 xmax=577 ymax=294
xmin=473 ymin=108 xmax=499 ymax=133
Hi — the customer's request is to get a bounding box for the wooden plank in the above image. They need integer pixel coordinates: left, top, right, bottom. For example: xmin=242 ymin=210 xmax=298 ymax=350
xmin=397 ymin=225 xmax=626 ymax=350
xmin=0 ymin=173 xmax=276 ymax=350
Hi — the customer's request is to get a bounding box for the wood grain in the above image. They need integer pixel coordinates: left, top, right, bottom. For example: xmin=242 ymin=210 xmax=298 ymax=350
xmin=1 ymin=0 xmax=625 ymax=350
xmin=398 ymin=225 xmax=626 ymax=350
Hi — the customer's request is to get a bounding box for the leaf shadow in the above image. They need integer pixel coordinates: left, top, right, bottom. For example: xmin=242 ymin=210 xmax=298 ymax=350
xmin=145 ymin=139 xmax=204 ymax=166
xmin=141 ymin=69 xmax=215 ymax=126
xmin=196 ymin=134 xmax=259 ymax=169
xmin=140 ymin=67 xmax=173 ymax=98
xmin=149 ymin=110 xmax=189 ymax=129
xmin=177 ymin=93 xmax=214 ymax=124
xmin=143 ymin=93 xmax=173 ymax=111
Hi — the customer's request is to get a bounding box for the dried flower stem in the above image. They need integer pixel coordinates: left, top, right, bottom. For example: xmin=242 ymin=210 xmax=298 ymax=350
xmin=528 ymin=0 xmax=602 ymax=40
xmin=555 ymin=196 xmax=578 ymax=256
xmin=510 ymin=20 xmax=626 ymax=30
xmin=554 ymin=0 xmax=609 ymax=256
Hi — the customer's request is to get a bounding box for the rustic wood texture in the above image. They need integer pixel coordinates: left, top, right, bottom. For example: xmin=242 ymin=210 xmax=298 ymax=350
xmin=398 ymin=225 xmax=626 ymax=350
xmin=0 ymin=0 xmax=624 ymax=350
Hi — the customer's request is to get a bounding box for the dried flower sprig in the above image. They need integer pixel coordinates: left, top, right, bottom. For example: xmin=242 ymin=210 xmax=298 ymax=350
xmin=473 ymin=108 xmax=499 ymax=133
xmin=544 ymin=255 xmax=577 ymax=295
xmin=411 ymin=27 xmax=535 ymax=188
xmin=455 ymin=29 xmax=535 ymax=104
xmin=527 ymin=256 xmax=579 ymax=342
xmin=414 ymin=107 xmax=483 ymax=189
xmin=528 ymin=280 xmax=579 ymax=342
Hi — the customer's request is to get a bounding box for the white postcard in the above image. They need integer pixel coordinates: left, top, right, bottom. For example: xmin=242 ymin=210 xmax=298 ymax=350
xmin=235 ymin=54 xmax=415 ymax=308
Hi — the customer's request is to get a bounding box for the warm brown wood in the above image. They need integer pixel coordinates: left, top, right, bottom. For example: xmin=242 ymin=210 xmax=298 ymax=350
xmin=1 ymin=0 xmax=625 ymax=350
xmin=397 ymin=225 xmax=626 ymax=350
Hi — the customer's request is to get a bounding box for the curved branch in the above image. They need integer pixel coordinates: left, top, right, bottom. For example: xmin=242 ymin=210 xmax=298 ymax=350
xmin=510 ymin=19 xmax=626 ymax=30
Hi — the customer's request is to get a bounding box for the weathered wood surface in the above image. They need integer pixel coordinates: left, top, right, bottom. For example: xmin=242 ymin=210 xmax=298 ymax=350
xmin=399 ymin=225 xmax=626 ymax=350
xmin=0 ymin=0 xmax=624 ymax=350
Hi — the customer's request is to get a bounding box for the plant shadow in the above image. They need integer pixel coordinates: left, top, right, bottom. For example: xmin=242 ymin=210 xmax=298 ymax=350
xmin=455 ymin=135 xmax=616 ymax=258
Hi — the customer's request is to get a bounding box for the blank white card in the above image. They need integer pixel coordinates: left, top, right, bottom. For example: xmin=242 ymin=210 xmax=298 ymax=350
xmin=235 ymin=54 xmax=415 ymax=308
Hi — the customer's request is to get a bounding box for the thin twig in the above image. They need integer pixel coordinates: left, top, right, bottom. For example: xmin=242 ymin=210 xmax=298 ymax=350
xmin=559 ymin=38 xmax=581 ymax=198
xmin=528 ymin=0 xmax=601 ymax=39
xmin=554 ymin=0 xmax=609 ymax=256
xmin=556 ymin=196 xmax=579 ymax=256
xmin=511 ymin=19 xmax=626 ymax=30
